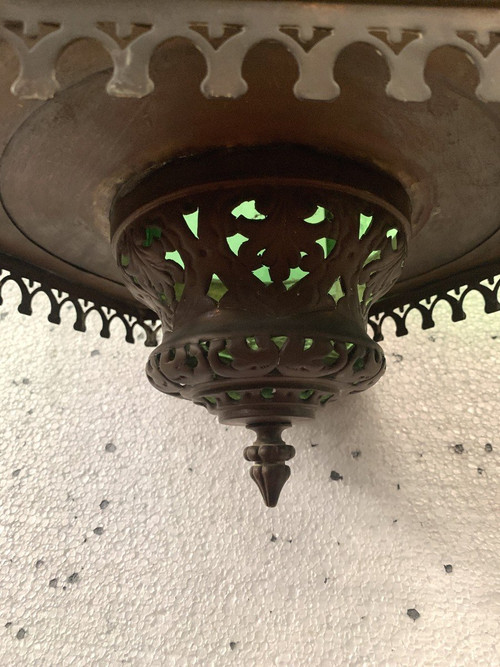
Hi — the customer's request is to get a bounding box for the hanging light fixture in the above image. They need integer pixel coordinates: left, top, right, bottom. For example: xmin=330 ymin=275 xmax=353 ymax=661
xmin=0 ymin=0 xmax=499 ymax=506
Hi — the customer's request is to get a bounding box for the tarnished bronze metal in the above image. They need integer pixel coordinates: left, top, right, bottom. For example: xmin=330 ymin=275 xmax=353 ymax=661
xmin=111 ymin=146 xmax=411 ymax=505
xmin=1 ymin=1 xmax=500 ymax=508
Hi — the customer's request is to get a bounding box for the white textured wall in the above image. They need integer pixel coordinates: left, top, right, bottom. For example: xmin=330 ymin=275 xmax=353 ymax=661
xmin=0 ymin=281 xmax=499 ymax=667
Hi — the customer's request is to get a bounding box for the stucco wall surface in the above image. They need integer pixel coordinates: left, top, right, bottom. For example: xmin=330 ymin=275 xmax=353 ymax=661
xmin=0 ymin=281 xmax=498 ymax=667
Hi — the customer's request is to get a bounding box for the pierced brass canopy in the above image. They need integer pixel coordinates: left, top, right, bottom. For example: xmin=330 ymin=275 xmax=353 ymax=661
xmin=111 ymin=146 xmax=411 ymax=505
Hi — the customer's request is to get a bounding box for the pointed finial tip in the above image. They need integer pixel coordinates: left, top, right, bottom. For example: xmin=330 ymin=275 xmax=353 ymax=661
xmin=244 ymin=421 xmax=294 ymax=507
xmin=249 ymin=463 xmax=291 ymax=507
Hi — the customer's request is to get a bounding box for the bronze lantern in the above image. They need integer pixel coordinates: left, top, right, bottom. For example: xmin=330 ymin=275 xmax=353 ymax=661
xmin=0 ymin=0 xmax=499 ymax=506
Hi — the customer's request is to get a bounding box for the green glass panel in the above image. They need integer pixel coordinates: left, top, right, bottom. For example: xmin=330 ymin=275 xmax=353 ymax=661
xmin=260 ymin=387 xmax=276 ymax=399
xmin=232 ymin=200 xmax=266 ymax=220
xmin=165 ymin=250 xmax=184 ymax=268
xmin=359 ymin=214 xmax=373 ymax=239
xmin=316 ymin=237 xmax=336 ymax=258
xmin=143 ymin=225 xmax=162 ymax=247
xmin=246 ymin=336 xmax=260 ymax=350
xmin=218 ymin=348 xmax=233 ymax=364
xmin=304 ymin=206 xmax=326 ymax=224
xmin=252 ymin=266 xmax=272 ymax=283
xmin=329 ymin=277 xmax=345 ymax=303
xmin=226 ymin=233 xmax=249 ymax=256
xmin=363 ymin=249 xmax=381 ymax=266
xmin=299 ymin=389 xmax=315 ymax=400
xmin=226 ymin=391 xmax=241 ymax=401
xmin=304 ymin=206 xmax=333 ymax=223
xmin=358 ymin=284 xmax=367 ymax=302
xmin=320 ymin=393 xmax=334 ymax=404
xmin=204 ymin=396 xmax=217 ymax=405
xmin=120 ymin=254 xmax=130 ymax=267
xmin=183 ymin=209 xmax=199 ymax=238
xmin=271 ymin=336 xmax=287 ymax=349
xmin=386 ymin=228 xmax=398 ymax=250
xmin=207 ymin=273 xmax=228 ymax=301
xmin=304 ymin=338 xmax=313 ymax=350
xmin=285 ymin=267 xmax=308 ymax=289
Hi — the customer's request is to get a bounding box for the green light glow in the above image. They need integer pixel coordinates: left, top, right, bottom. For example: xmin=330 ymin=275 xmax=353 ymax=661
xmin=246 ymin=336 xmax=260 ymax=350
xmin=316 ymin=237 xmax=336 ymax=258
xmin=299 ymin=389 xmax=315 ymax=400
xmin=207 ymin=273 xmax=227 ymax=301
xmin=386 ymin=228 xmax=398 ymax=250
xmin=271 ymin=336 xmax=287 ymax=349
xmin=363 ymin=249 xmax=381 ymax=266
xmin=183 ymin=209 xmax=199 ymax=238
xmin=165 ymin=250 xmax=184 ymax=268
xmin=252 ymin=266 xmax=272 ymax=283
xmin=226 ymin=233 xmax=249 ymax=255
xmin=232 ymin=200 xmax=266 ymax=220
xmin=329 ymin=277 xmax=345 ymax=303
xmin=359 ymin=214 xmax=373 ymax=239
xmin=143 ymin=225 xmax=162 ymax=247
xmin=304 ymin=206 xmax=325 ymax=224
xmin=217 ymin=348 xmax=233 ymax=364
xmin=285 ymin=267 xmax=309 ymax=288
xmin=260 ymin=387 xmax=276 ymax=399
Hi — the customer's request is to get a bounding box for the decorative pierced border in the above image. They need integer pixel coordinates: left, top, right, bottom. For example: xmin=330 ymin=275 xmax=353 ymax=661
xmin=368 ymin=264 xmax=500 ymax=341
xmin=0 ymin=253 xmax=160 ymax=346
xmin=0 ymin=254 xmax=498 ymax=345
xmin=1 ymin=1 xmax=500 ymax=101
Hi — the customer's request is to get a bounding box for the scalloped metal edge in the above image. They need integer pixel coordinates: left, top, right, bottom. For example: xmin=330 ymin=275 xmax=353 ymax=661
xmin=1 ymin=258 xmax=499 ymax=346
xmin=1 ymin=1 xmax=500 ymax=101
xmin=0 ymin=261 xmax=160 ymax=347
xmin=368 ymin=265 xmax=500 ymax=341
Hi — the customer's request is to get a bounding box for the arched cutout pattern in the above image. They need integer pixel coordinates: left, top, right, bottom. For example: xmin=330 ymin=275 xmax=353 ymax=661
xmin=368 ymin=275 xmax=500 ymax=341
xmin=137 ymin=35 xmax=208 ymax=99
xmin=2 ymin=3 xmax=500 ymax=101
xmin=333 ymin=40 xmax=393 ymax=98
xmin=423 ymin=43 xmax=482 ymax=99
xmin=10 ymin=30 xmax=116 ymax=99
xmin=239 ymin=38 xmax=301 ymax=99
xmin=0 ymin=265 xmax=160 ymax=345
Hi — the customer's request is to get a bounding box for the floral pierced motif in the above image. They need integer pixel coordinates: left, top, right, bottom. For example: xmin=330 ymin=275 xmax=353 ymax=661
xmin=113 ymin=180 xmax=407 ymax=426
xmin=116 ymin=186 xmax=407 ymax=334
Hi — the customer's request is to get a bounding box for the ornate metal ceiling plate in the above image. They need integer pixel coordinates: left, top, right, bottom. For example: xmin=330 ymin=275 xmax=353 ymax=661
xmin=0 ymin=0 xmax=499 ymax=343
